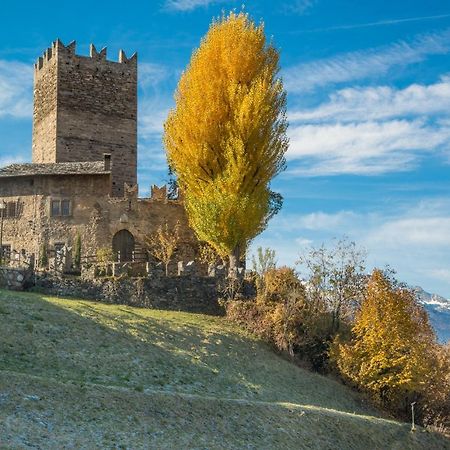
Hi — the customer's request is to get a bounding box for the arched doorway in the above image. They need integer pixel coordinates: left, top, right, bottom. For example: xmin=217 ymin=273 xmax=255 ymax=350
xmin=112 ymin=229 xmax=135 ymax=262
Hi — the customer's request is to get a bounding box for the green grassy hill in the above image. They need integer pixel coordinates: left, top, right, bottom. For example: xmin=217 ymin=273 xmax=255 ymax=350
xmin=0 ymin=289 xmax=448 ymax=449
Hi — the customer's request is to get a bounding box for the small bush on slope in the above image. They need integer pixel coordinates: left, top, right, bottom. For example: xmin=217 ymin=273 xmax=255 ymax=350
xmin=421 ymin=342 xmax=450 ymax=434
xmin=225 ymin=267 xmax=339 ymax=371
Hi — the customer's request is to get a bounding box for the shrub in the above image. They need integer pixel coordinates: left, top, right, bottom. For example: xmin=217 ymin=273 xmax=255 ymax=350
xmin=297 ymin=238 xmax=366 ymax=334
xmin=96 ymin=247 xmax=114 ymax=276
xmin=262 ymin=266 xmax=303 ymax=303
xmin=73 ymin=232 xmax=82 ymax=269
xmin=226 ymin=266 xmax=338 ymax=371
xmin=420 ymin=343 xmax=450 ymax=434
xmin=251 ymin=246 xmax=277 ymax=293
xmin=225 ymin=300 xmax=272 ymax=340
xmin=38 ymin=243 xmax=48 ymax=269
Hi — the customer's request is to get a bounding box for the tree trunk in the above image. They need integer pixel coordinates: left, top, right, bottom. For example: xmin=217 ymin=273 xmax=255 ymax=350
xmin=228 ymin=246 xmax=240 ymax=278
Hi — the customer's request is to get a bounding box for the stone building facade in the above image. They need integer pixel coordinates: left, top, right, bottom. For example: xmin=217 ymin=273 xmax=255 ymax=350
xmin=0 ymin=40 xmax=197 ymax=268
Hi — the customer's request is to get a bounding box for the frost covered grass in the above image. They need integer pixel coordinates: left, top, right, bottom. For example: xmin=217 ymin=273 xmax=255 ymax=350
xmin=0 ymin=289 xmax=448 ymax=449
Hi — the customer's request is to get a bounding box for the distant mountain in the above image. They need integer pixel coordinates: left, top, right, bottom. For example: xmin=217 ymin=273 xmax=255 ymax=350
xmin=413 ymin=286 xmax=450 ymax=343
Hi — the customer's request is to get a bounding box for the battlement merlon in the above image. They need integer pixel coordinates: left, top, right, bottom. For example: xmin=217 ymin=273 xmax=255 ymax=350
xmin=34 ymin=39 xmax=137 ymax=71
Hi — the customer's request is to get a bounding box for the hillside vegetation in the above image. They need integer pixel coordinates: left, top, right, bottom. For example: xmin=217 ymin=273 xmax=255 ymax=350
xmin=0 ymin=289 xmax=448 ymax=449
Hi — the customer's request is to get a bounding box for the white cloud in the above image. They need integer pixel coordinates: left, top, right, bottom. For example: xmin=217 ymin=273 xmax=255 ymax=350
xmin=164 ymin=0 xmax=227 ymax=11
xmin=287 ymin=75 xmax=450 ymax=176
xmin=295 ymin=237 xmax=313 ymax=247
xmin=283 ymin=0 xmax=317 ymax=15
xmin=0 ymin=60 xmax=33 ymax=118
xmin=284 ymin=29 xmax=450 ymax=92
xmin=427 ymin=268 xmax=450 ymax=286
xmin=139 ymin=99 xmax=170 ymax=139
xmin=368 ymin=217 xmax=450 ymax=247
xmin=290 ymin=76 xmax=450 ymax=123
xmin=0 ymin=155 xmax=26 ymax=167
xmin=137 ymin=59 xmax=174 ymax=139
xmin=287 ymin=119 xmax=450 ymax=175
xmin=275 ymin=210 xmax=360 ymax=231
xmin=139 ymin=63 xmax=170 ymax=89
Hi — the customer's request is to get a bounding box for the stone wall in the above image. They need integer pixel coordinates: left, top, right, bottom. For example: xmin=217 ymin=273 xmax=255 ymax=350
xmin=32 ymin=45 xmax=58 ymax=165
xmin=32 ymin=40 xmax=137 ymax=197
xmin=0 ymin=176 xmax=197 ymax=266
xmin=34 ymin=273 xmax=225 ymax=316
xmin=0 ymin=267 xmax=33 ymax=291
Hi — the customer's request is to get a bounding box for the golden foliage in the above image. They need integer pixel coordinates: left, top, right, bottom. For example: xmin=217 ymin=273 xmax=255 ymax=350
xmin=263 ymin=266 xmax=303 ymax=302
xmin=421 ymin=343 xmax=450 ymax=433
xmin=96 ymin=247 xmax=114 ymax=275
xmin=198 ymin=242 xmax=222 ymax=267
xmin=164 ymin=11 xmax=288 ymax=260
xmin=270 ymin=292 xmax=307 ymax=357
xmin=146 ymin=221 xmax=181 ymax=275
xmin=332 ymin=269 xmax=436 ymax=407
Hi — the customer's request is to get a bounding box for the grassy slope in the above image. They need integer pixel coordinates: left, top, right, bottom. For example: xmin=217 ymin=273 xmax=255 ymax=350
xmin=0 ymin=290 xmax=448 ymax=449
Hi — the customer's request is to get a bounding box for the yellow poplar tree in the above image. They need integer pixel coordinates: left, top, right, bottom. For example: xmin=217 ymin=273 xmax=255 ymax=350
xmin=164 ymin=11 xmax=288 ymax=270
xmin=332 ymin=269 xmax=436 ymax=408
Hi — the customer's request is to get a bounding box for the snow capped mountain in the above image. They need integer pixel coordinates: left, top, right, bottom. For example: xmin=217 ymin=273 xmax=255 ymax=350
xmin=413 ymin=286 xmax=450 ymax=343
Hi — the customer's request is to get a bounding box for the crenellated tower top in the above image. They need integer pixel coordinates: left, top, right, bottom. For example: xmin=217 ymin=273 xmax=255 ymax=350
xmin=34 ymin=39 xmax=137 ymax=71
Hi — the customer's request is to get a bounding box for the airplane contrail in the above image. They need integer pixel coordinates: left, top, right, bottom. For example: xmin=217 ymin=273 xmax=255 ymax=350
xmin=294 ymin=13 xmax=450 ymax=34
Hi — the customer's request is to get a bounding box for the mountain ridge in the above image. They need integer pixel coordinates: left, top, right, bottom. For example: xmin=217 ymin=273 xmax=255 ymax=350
xmin=413 ymin=286 xmax=450 ymax=343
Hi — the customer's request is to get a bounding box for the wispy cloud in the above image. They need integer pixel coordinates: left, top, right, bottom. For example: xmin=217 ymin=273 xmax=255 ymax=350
xmin=284 ymin=29 xmax=450 ymax=92
xmin=164 ymin=0 xmax=228 ymax=11
xmin=0 ymin=60 xmax=33 ymax=118
xmin=282 ymin=0 xmax=317 ymax=15
xmin=0 ymin=155 xmax=27 ymax=167
xmin=290 ymin=76 xmax=450 ymax=123
xmin=368 ymin=216 xmax=450 ymax=247
xmin=295 ymin=13 xmax=450 ymax=33
xmin=139 ymin=63 xmax=170 ymax=90
xmin=273 ymin=210 xmax=360 ymax=232
xmin=287 ymin=119 xmax=450 ymax=176
xmin=139 ymin=95 xmax=171 ymax=139
xmin=137 ymin=59 xmax=174 ymax=139
xmin=287 ymin=76 xmax=450 ymax=176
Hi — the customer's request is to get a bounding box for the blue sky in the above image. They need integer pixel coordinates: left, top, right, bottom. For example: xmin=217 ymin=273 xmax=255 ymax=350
xmin=1 ymin=0 xmax=450 ymax=296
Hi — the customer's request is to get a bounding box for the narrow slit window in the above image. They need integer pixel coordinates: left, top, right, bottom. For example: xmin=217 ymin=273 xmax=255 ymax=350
xmin=7 ymin=202 xmax=16 ymax=218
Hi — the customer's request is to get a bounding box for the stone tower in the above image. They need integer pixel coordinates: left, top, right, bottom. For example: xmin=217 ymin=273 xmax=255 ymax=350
xmin=32 ymin=39 xmax=137 ymax=197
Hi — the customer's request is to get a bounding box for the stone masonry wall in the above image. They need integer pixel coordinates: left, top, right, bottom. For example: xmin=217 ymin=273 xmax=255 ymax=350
xmin=32 ymin=40 xmax=137 ymax=197
xmin=34 ymin=273 xmax=225 ymax=316
xmin=32 ymin=45 xmax=58 ymax=164
xmin=0 ymin=176 xmax=197 ymax=264
xmin=0 ymin=267 xmax=33 ymax=291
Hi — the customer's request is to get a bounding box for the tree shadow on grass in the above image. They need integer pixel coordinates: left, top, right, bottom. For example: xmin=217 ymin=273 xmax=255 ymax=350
xmin=0 ymin=289 xmax=375 ymax=415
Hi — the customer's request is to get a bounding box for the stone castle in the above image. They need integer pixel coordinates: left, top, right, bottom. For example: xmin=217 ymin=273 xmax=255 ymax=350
xmin=0 ymin=40 xmax=197 ymax=269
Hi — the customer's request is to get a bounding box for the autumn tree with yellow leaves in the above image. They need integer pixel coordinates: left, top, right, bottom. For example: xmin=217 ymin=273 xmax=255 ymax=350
xmin=146 ymin=221 xmax=181 ymax=276
xmin=331 ymin=269 xmax=436 ymax=410
xmin=164 ymin=12 xmax=288 ymax=272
